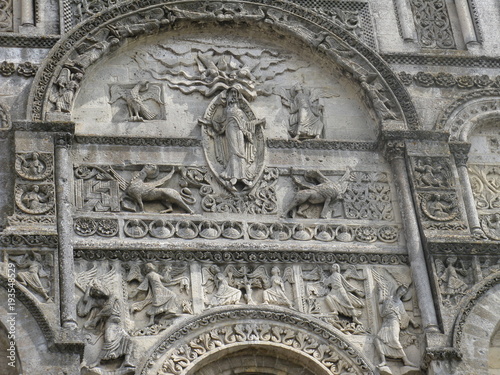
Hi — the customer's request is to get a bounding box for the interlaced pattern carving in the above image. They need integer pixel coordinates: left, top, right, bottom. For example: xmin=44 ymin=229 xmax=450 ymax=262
xmin=409 ymin=0 xmax=455 ymax=49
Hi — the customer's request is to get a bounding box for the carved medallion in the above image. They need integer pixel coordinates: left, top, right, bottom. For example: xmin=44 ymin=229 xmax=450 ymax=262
xmin=199 ymin=87 xmax=266 ymax=192
xmin=15 ymin=152 xmax=53 ymax=180
xmin=15 ymin=184 xmax=55 ymax=215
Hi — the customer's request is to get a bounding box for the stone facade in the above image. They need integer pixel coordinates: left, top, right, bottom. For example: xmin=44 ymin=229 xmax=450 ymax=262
xmin=0 ymin=1 xmax=499 ymax=375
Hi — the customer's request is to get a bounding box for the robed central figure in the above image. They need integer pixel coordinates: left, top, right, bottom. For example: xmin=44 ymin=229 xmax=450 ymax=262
xmin=200 ymin=86 xmax=266 ymax=191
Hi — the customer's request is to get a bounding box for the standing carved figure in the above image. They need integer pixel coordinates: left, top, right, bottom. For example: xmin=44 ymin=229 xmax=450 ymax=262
xmin=199 ymin=87 xmax=265 ymax=189
xmin=109 ymin=81 xmax=163 ymax=121
xmin=48 ymin=67 xmax=83 ymax=113
xmin=279 ymin=83 xmax=325 ymax=140
xmin=125 ymin=165 xmax=194 ymax=214
xmin=359 ymin=75 xmax=399 ymax=121
xmin=372 ymin=270 xmax=419 ymax=374
xmin=283 ymin=167 xmax=351 ymax=219
xmin=76 ymin=276 xmax=135 ymax=373
xmin=435 ymin=257 xmax=468 ymax=304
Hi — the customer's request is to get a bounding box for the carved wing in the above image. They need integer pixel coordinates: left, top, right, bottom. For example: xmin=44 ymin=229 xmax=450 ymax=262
xmin=434 ymin=259 xmax=445 ymax=278
xmin=140 ymin=84 xmax=164 ymax=104
xmin=75 ymin=264 xmax=98 ymax=292
xmin=248 ymin=266 xmax=270 ymax=288
xmin=109 ymin=85 xmax=128 ymax=104
xmin=101 ymin=265 xmax=118 ymax=290
xmin=202 ymin=266 xmax=216 ymax=294
xmin=126 ymin=261 xmax=144 ymax=283
xmin=283 ymin=267 xmax=295 ymax=284
xmin=274 ymin=87 xmax=291 ymax=107
xmin=302 ymin=266 xmax=324 ymax=282
xmin=224 ymin=265 xmax=244 ymax=285
xmin=371 ymin=268 xmax=392 ymax=302
xmin=343 ymin=265 xmax=365 ymax=281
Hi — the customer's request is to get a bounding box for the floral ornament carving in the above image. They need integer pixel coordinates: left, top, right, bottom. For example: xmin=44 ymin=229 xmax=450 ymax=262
xmin=400 ymin=71 xmax=500 ymax=89
xmin=468 ymin=165 xmax=500 ymax=211
xmin=15 ymin=152 xmax=53 ymax=181
xmin=409 ymin=0 xmax=455 ymax=49
xmin=15 ymin=184 xmax=55 ymax=215
xmin=157 ymin=319 xmax=370 ymax=375
xmin=419 ymin=193 xmax=459 ymax=222
xmin=74 ymin=217 xmax=119 ymax=237
xmin=344 ymin=171 xmax=394 ymax=221
xmin=109 ymin=81 xmax=164 ymax=122
xmin=181 ymin=166 xmax=278 ymax=215
xmin=9 ymin=251 xmax=53 ymax=303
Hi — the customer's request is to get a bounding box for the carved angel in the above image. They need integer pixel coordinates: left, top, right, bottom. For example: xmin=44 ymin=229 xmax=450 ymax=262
xmin=129 ymin=262 xmax=191 ymax=326
xmin=202 ymin=265 xmax=243 ymax=307
xmin=109 ymin=81 xmax=163 ymax=121
xmin=263 ymin=266 xmax=294 ymax=308
xmin=303 ymin=264 xmax=365 ymax=324
xmin=75 ymin=264 xmax=135 ymax=371
xmin=435 ymin=257 xmax=468 ymax=305
xmin=277 ymin=83 xmax=325 ymax=140
xmin=359 ymin=74 xmax=399 ymax=121
xmin=48 ymin=67 xmax=83 ymax=113
xmin=12 ymin=252 xmax=52 ymax=302
xmin=372 ymin=269 xmax=419 ymax=371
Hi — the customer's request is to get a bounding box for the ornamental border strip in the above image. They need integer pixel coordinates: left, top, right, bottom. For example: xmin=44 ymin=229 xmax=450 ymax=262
xmin=266 ymin=138 xmax=378 ymax=151
xmin=383 ymin=54 xmax=500 ymax=68
xmin=0 ymin=34 xmax=59 ymax=48
xmin=427 ymin=240 xmax=500 ymax=254
xmin=74 ymin=135 xmax=201 ymax=147
xmin=73 ymin=248 xmax=409 ymax=264
xmin=138 ymin=307 xmax=376 ymax=375
xmin=28 ymin=0 xmax=420 ymax=130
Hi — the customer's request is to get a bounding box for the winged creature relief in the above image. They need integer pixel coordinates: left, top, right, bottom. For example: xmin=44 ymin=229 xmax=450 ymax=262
xmin=372 ymin=269 xmax=420 ymax=375
xmin=283 ymin=168 xmax=351 ymax=219
xmin=125 ymin=164 xmax=195 ymax=214
xmin=109 ymin=81 xmax=163 ymax=122
xmin=10 ymin=252 xmax=52 ymax=302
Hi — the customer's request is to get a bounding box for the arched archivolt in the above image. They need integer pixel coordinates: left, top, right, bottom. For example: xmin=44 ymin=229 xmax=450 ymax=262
xmin=138 ymin=306 xmax=376 ymax=375
xmin=28 ymin=0 xmax=419 ymax=130
xmin=434 ymin=89 xmax=500 ymax=141
xmin=451 ymin=271 xmax=500 ymax=372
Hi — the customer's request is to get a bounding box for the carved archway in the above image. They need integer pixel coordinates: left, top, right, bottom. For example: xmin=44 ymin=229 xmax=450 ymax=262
xmin=452 ymin=272 xmax=500 ymax=374
xmin=138 ymin=307 xmax=376 ymax=375
xmin=28 ymin=0 xmax=419 ymax=130
xmin=435 ymin=89 xmax=500 ymax=140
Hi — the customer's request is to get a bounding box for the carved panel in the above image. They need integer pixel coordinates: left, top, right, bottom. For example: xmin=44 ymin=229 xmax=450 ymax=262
xmin=0 ymin=0 xmax=13 ymax=32
xmin=15 ymin=152 xmax=53 ymax=181
xmin=409 ymin=0 xmax=456 ymax=49
xmin=14 ymin=183 xmax=55 ymax=215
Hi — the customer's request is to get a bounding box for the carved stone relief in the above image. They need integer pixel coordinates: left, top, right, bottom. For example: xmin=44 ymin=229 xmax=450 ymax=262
xmin=109 ymin=81 xmax=164 ymax=122
xmin=7 ymin=251 xmax=53 ymax=303
xmin=15 ymin=152 xmax=53 ymax=181
xmin=409 ymin=0 xmax=456 ymax=49
xmin=14 ymin=184 xmax=55 ymax=215
xmin=0 ymin=0 xmax=13 ymax=32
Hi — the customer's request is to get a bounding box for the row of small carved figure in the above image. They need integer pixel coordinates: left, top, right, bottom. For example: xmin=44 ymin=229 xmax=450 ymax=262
xmin=73 ymin=217 xmax=400 ymax=243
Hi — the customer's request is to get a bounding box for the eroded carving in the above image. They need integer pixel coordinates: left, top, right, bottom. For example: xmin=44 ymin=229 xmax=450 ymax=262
xmin=109 ymin=81 xmax=163 ymax=122
xmin=303 ymin=264 xmax=366 ymax=326
xmin=15 ymin=152 xmax=53 ymax=181
xmin=372 ymin=270 xmax=420 ymax=374
xmin=419 ymin=192 xmax=459 ymax=222
xmin=413 ymin=157 xmax=452 ymax=189
xmin=435 ymin=257 xmax=470 ymax=306
xmin=15 ymin=184 xmax=55 ymax=215
xmin=468 ymin=164 xmax=500 ymax=211
xmin=481 ymin=213 xmax=500 ymax=241
xmin=276 ymin=83 xmax=326 ymax=140
xmin=199 ymin=86 xmax=266 ymax=191
xmin=409 ymin=0 xmax=455 ymax=49
xmin=283 ymin=168 xmax=351 ymax=219
xmin=10 ymin=251 xmax=52 ymax=303
xmin=48 ymin=66 xmax=83 ymax=113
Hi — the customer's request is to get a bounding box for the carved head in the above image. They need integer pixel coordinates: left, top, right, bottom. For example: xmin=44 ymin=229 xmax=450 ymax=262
xmin=88 ymin=279 xmax=110 ymax=300
xmin=271 ymin=266 xmax=280 ymax=276
xmin=395 ymin=285 xmax=408 ymax=299
xmin=145 ymin=262 xmax=157 ymax=273
xmin=143 ymin=164 xmax=159 ymax=179
xmin=331 ymin=264 xmax=340 ymax=273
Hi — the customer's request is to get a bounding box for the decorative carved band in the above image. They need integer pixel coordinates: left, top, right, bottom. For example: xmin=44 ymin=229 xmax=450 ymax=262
xmin=74 ymin=248 xmax=409 ymax=265
xmin=75 ymin=135 xmax=201 ymax=147
xmin=267 ymin=138 xmax=377 ymax=151
xmin=0 ymin=234 xmax=58 ymax=248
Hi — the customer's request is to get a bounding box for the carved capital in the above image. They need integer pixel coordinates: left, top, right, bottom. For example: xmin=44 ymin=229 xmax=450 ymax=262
xmin=54 ymin=133 xmax=73 ymax=148
xmin=383 ymin=140 xmax=406 ymax=161
xmin=449 ymin=143 xmax=471 ymax=167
